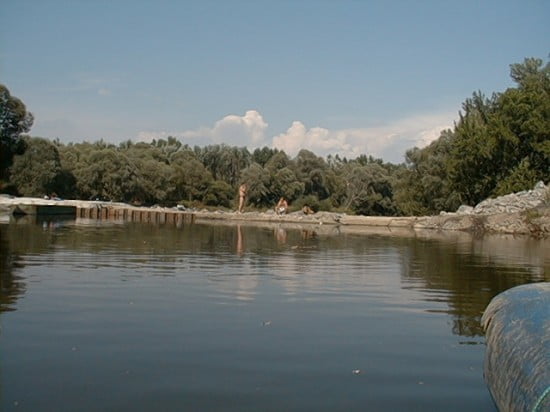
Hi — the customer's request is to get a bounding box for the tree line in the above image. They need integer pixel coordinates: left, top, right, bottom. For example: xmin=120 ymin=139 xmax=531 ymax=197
xmin=1 ymin=57 xmax=548 ymax=216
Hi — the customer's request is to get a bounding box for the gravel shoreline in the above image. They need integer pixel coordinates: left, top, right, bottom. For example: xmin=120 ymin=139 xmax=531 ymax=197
xmin=1 ymin=192 xmax=549 ymax=237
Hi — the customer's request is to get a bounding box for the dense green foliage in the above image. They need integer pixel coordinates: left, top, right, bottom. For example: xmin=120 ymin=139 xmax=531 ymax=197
xmin=397 ymin=57 xmax=549 ymax=213
xmin=10 ymin=137 xmax=65 ymax=197
xmin=2 ymin=57 xmax=549 ymax=215
xmin=447 ymin=57 xmax=549 ymax=204
xmin=0 ymin=84 xmax=34 ymax=188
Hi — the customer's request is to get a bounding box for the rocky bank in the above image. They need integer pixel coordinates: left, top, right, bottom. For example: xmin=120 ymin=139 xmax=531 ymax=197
xmin=1 ymin=182 xmax=549 ymax=237
xmin=416 ymin=181 xmax=550 ymax=236
xmin=192 ymin=181 xmax=550 ymax=237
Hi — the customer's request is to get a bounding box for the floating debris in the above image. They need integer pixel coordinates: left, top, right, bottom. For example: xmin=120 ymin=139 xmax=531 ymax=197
xmin=261 ymin=320 xmax=272 ymax=327
xmin=352 ymin=369 xmax=361 ymax=375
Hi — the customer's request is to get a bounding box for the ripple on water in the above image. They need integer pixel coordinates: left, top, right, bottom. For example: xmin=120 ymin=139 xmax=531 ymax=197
xmin=2 ymin=223 xmax=543 ymax=411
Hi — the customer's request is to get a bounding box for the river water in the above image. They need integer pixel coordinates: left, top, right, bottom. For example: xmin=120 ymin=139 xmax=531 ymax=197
xmin=1 ymin=218 xmax=548 ymax=411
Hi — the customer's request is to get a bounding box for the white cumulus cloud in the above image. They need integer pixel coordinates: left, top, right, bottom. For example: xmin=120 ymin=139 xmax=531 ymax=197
xmin=182 ymin=110 xmax=268 ymax=147
xmin=272 ymin=121 xmax=353 ymax=157
xmin=136 ymin=109 xmax=455 ymax=163
xmin=272 ymin=111 xmax=455 ymax=163
xmin=138 ymin=110 xmax=269 ymax=146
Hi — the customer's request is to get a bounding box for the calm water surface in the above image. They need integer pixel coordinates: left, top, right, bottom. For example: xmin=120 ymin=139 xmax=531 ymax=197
xmin=1 ymin=219 xmax=548 ymax=411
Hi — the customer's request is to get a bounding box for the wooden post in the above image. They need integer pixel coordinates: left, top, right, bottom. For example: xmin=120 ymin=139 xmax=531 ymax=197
xmin=166 ymin=212 xmax=174 ymax=225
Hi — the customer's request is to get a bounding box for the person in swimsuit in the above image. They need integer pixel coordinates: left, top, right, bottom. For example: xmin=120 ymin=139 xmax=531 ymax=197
xmin=238 ymin=183 xmax=248 ymax=213
xmin=276 ymin=197 xmax=288 ymax=215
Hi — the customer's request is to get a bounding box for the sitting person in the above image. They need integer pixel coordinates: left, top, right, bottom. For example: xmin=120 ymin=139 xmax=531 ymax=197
xmin=276 ymin=197 xmax=288 ymax=215
xmin=302 ymin=205 xmax=314 ymax=215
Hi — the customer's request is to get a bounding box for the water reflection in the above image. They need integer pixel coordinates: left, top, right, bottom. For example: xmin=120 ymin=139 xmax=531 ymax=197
xmin=0 ymin=226 xmax=26 ymax=312
xmin=398 ymin=236 xmax=544 ymax=337
xmin=300 ymin=228 xmax=317 ymax=241
xmin=235 ymin=224 xmax=243 ymax=255
xmin=0 ymin=217 xmax=73 ymax=312
xmin=219 ymin=223 xmax=547 ymax=338
xmin=2 ymin=219 xmax=550 ymax=411
xmin=0 ymin=220 xmax=548 ymax=340
xmin=275 ymin=225 xmax=287 ymax=244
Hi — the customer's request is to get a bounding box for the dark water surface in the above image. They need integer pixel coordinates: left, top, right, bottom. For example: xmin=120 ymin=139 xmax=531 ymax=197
xmin=1 ymin=219 xmax=548 ymax=411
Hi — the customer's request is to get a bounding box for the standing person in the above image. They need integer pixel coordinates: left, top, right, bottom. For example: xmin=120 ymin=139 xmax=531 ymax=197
xmin=238 ymin=183 xmax=248 ymax=213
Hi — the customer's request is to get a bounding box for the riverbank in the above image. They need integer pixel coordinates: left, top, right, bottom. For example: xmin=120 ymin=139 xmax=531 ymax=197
xmin=196 ymin=205 xmax=550 ymax=237
xmin=202 ymin=181 xmax=550 ymax=236
xmin=1 ymin=183 xmax=549 ymax=237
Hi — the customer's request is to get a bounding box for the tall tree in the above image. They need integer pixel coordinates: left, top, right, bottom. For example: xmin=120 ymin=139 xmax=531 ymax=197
xmin=219 ymin=146 xmax=251 ymax=186
xmin=271 ymin=167 xmax=304 ymax=201
xmin=203 ymin=180 xmax=234 ymax=207
xmin=170 ymin=150 xmax=213 ymax=203
xmin=0 ymin=85 xmax=34 ymax=185
xmin=252 ymin=146 xmax=279 ymax=167
xmin=492 ymin=57 xmax=550 ymax=194
xmin=72 ymin=148 xmax=138 ymax=201
xmin=265 ymin=151 xmax=290 ymax=172
xmin=394 ymin=130 xmax=459 ymax=215
xmin=344 ymin=162 xmax=397 ymax=216
xmin=448 ymin=57 xmax=550 ymax=204
xmin=10 ymin=137 xmax=62 ymax=197
xmin=293 ymin=149 xmax=329 ymax=199
xmin=240 ymin=163 xmax=272 ymax=207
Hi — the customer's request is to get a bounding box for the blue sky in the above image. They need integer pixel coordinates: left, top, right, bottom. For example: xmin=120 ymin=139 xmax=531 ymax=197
xmin=1 ymin=0 xmax=548 ymax=163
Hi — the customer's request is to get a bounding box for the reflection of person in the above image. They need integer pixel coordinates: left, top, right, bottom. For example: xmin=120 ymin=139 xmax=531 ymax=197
xmin=301 ymin=229 xmax=316 ymax=240
xmin=276 ymin=197 xmax=288 ymax=215
xmin=238 ymin=183 xmax=248 ymax=213
xmin=236 ymin=224 xmax=244 ymax=256
xmin=275 ymin=226 xmax=287 ymax=244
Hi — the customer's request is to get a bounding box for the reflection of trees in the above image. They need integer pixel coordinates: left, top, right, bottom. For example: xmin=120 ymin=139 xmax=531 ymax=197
xmin=398 ymin=235 xmax=549 ymax=337
xmin=1 ymin=219 xmax=547 ymax=338
xmin=0 ymin=225 xmax=27 ymax=312
xmin=1 ymin=219 xmax=73 ymax=312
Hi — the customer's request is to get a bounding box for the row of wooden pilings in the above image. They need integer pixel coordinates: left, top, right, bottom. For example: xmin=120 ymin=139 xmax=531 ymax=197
xmin=77 ymin=206 xmax=195 ymax=225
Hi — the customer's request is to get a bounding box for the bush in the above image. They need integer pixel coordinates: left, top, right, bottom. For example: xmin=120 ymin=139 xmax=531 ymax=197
xmin=204 ymin=180 xmax=233 ymax=208
xmin=292 ymin=195 xmax=320 ymax=212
